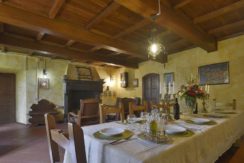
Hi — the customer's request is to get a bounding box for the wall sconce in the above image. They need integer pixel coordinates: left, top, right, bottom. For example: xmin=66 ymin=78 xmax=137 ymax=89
xmin=38 ymin=59 xmax=49 ymax=89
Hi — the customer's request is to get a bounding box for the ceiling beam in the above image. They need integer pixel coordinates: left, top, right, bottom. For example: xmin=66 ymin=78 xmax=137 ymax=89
xmin=194 ymin=0 xmax=244 ymax=24
xmin=49 ymin=0 xmax=66 ymax=19
xmin=36 ymin=32 xmax=45 ymax=41
xmin=65 ymin=40 xmax=75 ymax=47
xmin=208 ymin=19 xmax=244 ymax=34
xmin=0 ymin=4 xmax=147 ymax=59
xmin=86 ymin=1 xmax=120 ymax=29
xmin=115 ymin=0 xmax=217 ymax=52
xmin=174 ymin=0 xmax=193 ymax=9
xmin=0 ymin=23 xmax=3 ymax=32
xmin=113 ymin=19 xmax=150 ymax=39
xmin=0 ymin=33 xmax=138 ymax=68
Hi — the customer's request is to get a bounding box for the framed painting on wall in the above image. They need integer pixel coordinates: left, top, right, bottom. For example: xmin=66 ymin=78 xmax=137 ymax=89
xmin=164 ymin=72 xmax=174 ymax=85
xmin=198 ymin=62 xmax=229 ymax=85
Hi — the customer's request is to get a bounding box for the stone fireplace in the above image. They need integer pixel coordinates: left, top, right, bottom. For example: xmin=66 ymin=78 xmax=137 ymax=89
xmin=64 ymin=64 xmax=104 ymax=121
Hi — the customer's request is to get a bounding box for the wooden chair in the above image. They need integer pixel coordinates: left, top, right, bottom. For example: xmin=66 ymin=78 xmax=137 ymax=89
xmin=44 ymin=113 xmax=60 ymax=163
xmin=100 ymin=104 xmax=125 ymax=123
xmin=129 ymin=101 xmax=147 ymax=116
xmin=45 ymin=113 xmax=87 ymax=163
xmin=213 ymin=99 xmax=236 ymax=110
xmin=68 ymin=99 xmax=100 ymax=126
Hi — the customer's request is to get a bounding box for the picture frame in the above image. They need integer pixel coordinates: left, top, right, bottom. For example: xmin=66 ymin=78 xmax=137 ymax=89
xmin=38 ymin=78 xmax=49 ymax=89
xmin=198 ymin=62 xmax=229 ymax=85
xmin=120 ymin=72 xmax=128 ymax=88
xmin=163 ymin=72 xmax=174 ymax=84
xmin=132 ymin=79 xmax=139 ymax=87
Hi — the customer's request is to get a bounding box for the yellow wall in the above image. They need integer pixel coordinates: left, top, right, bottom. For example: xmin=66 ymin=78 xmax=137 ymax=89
xmin=0 ymin=53 xmax=110 ymax=124
xmin=112 ymin=35 xmax=244 ymax=110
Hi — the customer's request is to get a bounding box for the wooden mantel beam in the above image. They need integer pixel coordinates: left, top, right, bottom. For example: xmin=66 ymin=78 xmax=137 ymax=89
xmin=0 ymin=4 xmax=146 ymax=59
xmin=0 ymin=33 xmax=138 ymax=68
xmin=49 ymin=0 xmax=66 ymax=19
xmin=86 ymin=1 xmax=120 ymax=29
xmin=115 ymin=0 xmax=217 ymax=52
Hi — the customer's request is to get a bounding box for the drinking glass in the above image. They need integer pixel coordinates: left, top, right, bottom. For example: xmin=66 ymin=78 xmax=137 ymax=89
xmin=127 ymin=114 xmax=136 ymax=124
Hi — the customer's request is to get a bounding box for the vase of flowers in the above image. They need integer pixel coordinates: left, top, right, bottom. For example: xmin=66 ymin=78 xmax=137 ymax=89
xmin=178 ymin=83 xmax=208 ymax=114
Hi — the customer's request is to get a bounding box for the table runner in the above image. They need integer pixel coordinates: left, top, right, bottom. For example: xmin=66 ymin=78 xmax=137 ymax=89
xmin=64 ymin=111 xmax=244 ymax=163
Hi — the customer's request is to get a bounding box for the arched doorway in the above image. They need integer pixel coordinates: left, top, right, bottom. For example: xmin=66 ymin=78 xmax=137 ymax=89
xmin=142 ymin=73 xmax=160 ymax=106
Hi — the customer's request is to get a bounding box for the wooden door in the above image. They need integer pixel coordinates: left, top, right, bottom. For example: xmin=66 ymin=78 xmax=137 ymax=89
xmin=143 ymin=73 xmax=160 ymax=105
xmin=0 ymin=73 xmax=16 ymax=124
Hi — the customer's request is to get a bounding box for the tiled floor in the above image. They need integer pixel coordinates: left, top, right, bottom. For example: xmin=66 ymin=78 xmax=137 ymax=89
xmin=0 ymin=123 xmax=243 ymax=163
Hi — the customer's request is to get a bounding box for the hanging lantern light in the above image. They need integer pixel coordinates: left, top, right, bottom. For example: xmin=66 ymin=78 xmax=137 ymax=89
xmin=147 ymin=0 xmax=166 ymax=60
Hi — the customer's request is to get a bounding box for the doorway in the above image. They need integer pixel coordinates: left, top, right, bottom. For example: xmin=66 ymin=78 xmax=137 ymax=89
xmin=0 ymin=73 xmax=16 ymax=124
xmin=142 ymin=73 xmax=160 ymax=107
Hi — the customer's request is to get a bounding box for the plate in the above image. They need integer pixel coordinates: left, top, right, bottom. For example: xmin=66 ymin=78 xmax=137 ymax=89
xmin=165 ymin=124 xmax=186 ymax=134
xmin=190 ymin=118 xmax=210 ymax=124
xmin=94 ymin=129 xmax=133 ymax=140
xmin=100 ymin=128 xmax=125 ymax=136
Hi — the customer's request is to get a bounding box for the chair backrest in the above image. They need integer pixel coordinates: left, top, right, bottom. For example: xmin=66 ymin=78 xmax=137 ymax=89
xmin=44 ymin=113 xmax=60 ymax=163
xmin=100 ymin=104 xmax=125 ymax=123
xmin=45 ymin=113 xmax=87 ymax=163
xmin=80 ymin=99 xmax=99 ymax=116
xmin=129 ymin=101 xmax=147 ymax=116
xmin=78 ymin=98 xmax=100 ymax=126
xmin=213 ymin=99 xmax=236 ymax=110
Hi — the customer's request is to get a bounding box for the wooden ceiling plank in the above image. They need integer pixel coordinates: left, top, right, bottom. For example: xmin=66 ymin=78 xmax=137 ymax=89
xmin=194 ymin=0 xmax=244 ymax=24
xmin=86 ymin=1 xmax=120 ymax=29
xmin=174 ymin=0 xmax=193 ymax=9
xmin=65 ymin=40 xmax=75 ymax=47
xmin=36 ymin=32 xmax=45 ymax=41
xmin=115 ymin=0 xmax=217 ymax=52
xmin=0 ymin=23 xmax=3 ymax=32
xmin=208 ymin=19 xmax=244 ymax=34
xmin=0 ymin=33 xmax=137 ymax=68
xmin=49 ymin=0 xmax=66 ymax=19
xmin=0 ymin=4 xmax=147 ymax=59
xmin=113 ymin=19 xmax=151 ymax=38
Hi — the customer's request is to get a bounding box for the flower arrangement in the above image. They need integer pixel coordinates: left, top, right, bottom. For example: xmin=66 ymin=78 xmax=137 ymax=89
xmin=178 ymin=79 xmax=209 ymax=110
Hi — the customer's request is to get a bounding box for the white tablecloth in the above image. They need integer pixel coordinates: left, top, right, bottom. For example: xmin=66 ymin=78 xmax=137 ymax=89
xmin=64 ymin=111 xmax=244 ymax=163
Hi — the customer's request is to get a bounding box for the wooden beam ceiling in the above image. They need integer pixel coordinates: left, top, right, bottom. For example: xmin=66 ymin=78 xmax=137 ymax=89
xmin=0 ymin=4 xmax=147 ymax=60
xmin=86 ymin=1 xmax=120 ymax=29
xmin=0 ymin=23 xmax=3 ymax=32
xmin=115 ymin=0 xmax=217 ymax=52
xmin=174 ymin=0 xmax=193 ymax=9
xmin=65 ymin=40 xmax=75 ymax=47
xmin=0 ymin=33 xmax=138 ymax=68
xmin=208 ymin=19 xmax=244 ymax=34
xmin=36 ymin=32 xmax=45 ymax=41
xmin=194 ymin=0 xmax=244 ymax=24
xmin=113 ymin=19 xmax=150 ymax=39
xmin=49 ymin=0 xmax=66 ymax=19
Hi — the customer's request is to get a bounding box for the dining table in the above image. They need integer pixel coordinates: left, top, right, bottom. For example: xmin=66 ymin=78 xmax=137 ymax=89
xmin=64 ymin=110 xmax=244 ymax=163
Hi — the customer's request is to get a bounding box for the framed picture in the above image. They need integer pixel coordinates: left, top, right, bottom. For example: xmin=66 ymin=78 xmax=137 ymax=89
xmin=164 ymin=72 xmax=174 ymax=84
xmin=120 ymin=72 xmax=128 ymax=88
xmin=38 ymin=78 xmax=49 ymax=89
xmin=132 ymin=79 xmax=139 ymax=87
xmin=198 ymin=62 xmax=229 ymax=85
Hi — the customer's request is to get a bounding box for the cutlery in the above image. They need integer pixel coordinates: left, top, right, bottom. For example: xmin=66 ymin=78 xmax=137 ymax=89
xmin=109 ymin=136 xmax=135 ymax=145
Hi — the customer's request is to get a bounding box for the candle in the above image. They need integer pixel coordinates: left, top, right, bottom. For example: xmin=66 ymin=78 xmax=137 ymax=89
xmin=207 ymin=85 xmax=210 ymax=94
xmin=172 ymin=82 xmax=175 ymax=94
